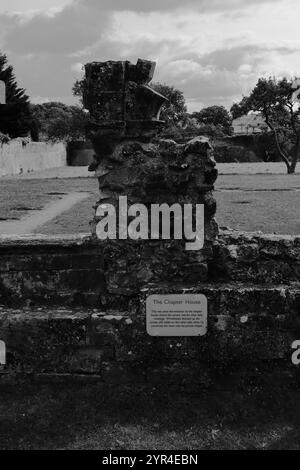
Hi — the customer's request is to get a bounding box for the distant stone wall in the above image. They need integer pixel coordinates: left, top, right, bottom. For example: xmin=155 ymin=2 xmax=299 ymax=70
xmin=214 ymin=134 xmax=281 ymax=163
xmin=0 ymin=141 xmax=66 ymax=177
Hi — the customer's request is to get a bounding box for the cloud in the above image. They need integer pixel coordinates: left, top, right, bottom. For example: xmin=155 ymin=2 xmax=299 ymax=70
xmin=155 ymin=43 xmax=300 ymax=109
xmin=199 ymin=45 xmax=300 ymax=73
xmin=0 ymin=0 xmax=285 ymax=56
xmin=156 ymin=56 xmax=244 ymax=110
xmin=0 ymin=0 xmax=299 ymax=111
xmin=0 ymin=0 xmax=72 ymax=15
xmin=200 ymin=46 xmax=264 ymax=72
xmin=8 ymin=53 xmax=77 ymax=98
xmin=3 ymin=3 xmax=110 ymax=55
xmin=84 ymin=0 xmax=282 ymax=14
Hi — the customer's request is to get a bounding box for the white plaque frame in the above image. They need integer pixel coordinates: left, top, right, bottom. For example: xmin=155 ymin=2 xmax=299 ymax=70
xmin=146 ymin=294 xmax=207 ymax=337
xmin=0 ymin=81 xmax=6 ymax=104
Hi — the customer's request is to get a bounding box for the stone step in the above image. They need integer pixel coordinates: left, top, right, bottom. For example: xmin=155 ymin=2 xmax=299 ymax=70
xmin=1 ymin=232 xmax=299 ymax=307
xmin=0 ymin=283 xmax=299 ymax=376
xmin=212 ymin=231 xmax=300 ymax=284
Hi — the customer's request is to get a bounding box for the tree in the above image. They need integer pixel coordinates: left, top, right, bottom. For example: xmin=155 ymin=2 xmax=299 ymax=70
xmin=192 ymin=105 xmax=232 ymax=135
xmin=230 ymin=77 xmax=300 ymax=174
xmin=72 ymin=78 xmax=187 ymax=125
xmin=0 ymin=52 xmax=32 ymax=138
xmin=72 ymin=79 xmax=85 ymax=105
xmin=230 ymin=97 xmax=250 ymax=120
xmin=31 ymin=102 xmax=88 ymax=142
xmin=151 ymin=82 xmax=187 ymax=124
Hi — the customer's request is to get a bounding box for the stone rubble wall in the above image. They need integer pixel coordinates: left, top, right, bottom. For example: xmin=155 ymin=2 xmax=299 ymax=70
xmin=0 ymin=235 xmax=105 ymax=306
xmin=0 ymin=283 xmax=298 ymax=379
xmin=211 ymin=230 xmax=300 ymax=284
xmin=0 ymin=231 xmax=298 ymax=305
xmin=0 ymin=141 xmax=66 ymax=177
xmin=0 ymin=230 xmax=299 ymax=378
xmin=91 ymin=137 xmax=219 ymax=293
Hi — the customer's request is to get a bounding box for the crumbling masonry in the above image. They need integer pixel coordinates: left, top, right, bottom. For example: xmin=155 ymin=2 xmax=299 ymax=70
xmin=84 ymin=59 xmax=218 ymax=294
xmin=0 ymin=59 xmax=299 ymax=382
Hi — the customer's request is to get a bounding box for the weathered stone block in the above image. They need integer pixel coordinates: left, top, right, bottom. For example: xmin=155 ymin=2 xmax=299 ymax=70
xmin=211 ymin=230 xmax=300 ymax=283
xmin=84 ymin=59 xmax=167 ymax=135
xmin=0 ymin=278 xmax=299 ymax=377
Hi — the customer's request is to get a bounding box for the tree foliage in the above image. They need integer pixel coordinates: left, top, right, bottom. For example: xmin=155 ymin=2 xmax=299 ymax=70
xmin=72 ymin=79 xmax=85 ymax=105
xmin=151 ymin=82 xmax=187 ymax=123
xmin=230 ymin=97 xmax=250 ymax=120
xmin=230 ymin=77 xmax=300 ymax=173
xmin=192 ymin=105 xmax=232 ymax=135
xmin=31 ymin=102 xmax=88 ymax=142
xmin=0 ymin=52 xmax=32 ymax=138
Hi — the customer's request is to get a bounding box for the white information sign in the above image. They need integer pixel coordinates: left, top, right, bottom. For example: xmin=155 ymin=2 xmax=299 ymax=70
xmin=0 ymin=81 xmax=5 ymax=104
xmin=0 ymin=340 xmax=6 ymax=365
xmin=146 ymin=294 xmax=207 ymax=337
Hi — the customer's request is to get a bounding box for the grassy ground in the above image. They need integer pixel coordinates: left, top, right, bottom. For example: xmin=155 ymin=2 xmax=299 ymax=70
xmin=216 ymin=173 xmax=300 ymax=234
xmin=1 ymin=173 xmax=299 ymax=235
xmin=0 ymin=166 xmax=299 ymax=450
xmin=0 ymin=375 xmax=300 ymax=450
xmin=0 ymin=178 xmax=98 ymax=222
xmin=35 ymin=174 xmax=300 ymax=235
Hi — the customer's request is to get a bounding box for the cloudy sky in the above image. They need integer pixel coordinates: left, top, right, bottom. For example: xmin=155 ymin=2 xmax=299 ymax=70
xmin=0 ymin=0 xmax=300 ymax=111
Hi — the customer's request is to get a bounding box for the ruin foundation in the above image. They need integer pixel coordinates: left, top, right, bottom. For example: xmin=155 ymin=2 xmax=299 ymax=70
xmin=0 ymin=59 xmax=299 ymax=383
xmin=85 ymin=59 xmax=218 ymax=294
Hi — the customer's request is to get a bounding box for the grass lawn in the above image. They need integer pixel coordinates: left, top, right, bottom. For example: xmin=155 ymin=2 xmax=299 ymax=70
xmin=0 ymin=171 xmax=299 ymax=235
xmin=0 ymin=178 xmax=98 ymax=222
xmin=0 ymin=167 xmax=299 ymax=450
xmin=36 ymin=173 xmax=300 ymax=236
xmin=0 ymin=375 xmax=300 ymax=450
xmin=215 ymin=173 xmax=300 ymax=234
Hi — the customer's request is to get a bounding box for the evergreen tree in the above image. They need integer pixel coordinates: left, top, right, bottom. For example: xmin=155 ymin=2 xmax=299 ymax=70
xmin=0 ymin=53 xmax=31 ymax=138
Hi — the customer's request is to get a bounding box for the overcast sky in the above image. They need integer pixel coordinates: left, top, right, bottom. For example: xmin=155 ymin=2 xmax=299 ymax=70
xmin=0 ymin=0 xmax=299 ymax=111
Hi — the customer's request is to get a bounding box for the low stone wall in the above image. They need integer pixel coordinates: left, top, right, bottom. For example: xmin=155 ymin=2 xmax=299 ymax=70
xmin=0 ymin=230 xmax=299 ymax=379
xmin=0 ymin=231 xmax=298 ymax=305
xmin=0 ymin=141 xmax=66 ymax=177
xmin=211 ymin=230 xmax=300 ymax=284
xmin=1 ymin=283 xmax=298 ymax=380
xmin=0 ymin=234 xmax=104 ymax=306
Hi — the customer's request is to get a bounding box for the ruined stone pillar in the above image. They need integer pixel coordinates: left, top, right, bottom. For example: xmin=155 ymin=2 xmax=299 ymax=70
xmin=83 ymin=59 xmax=218 ymax=296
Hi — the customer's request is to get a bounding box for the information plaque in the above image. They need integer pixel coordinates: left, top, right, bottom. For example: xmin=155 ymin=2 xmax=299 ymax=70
xmin=0 ymin=340 xmax=6 ymax=365
xmin=146 ymin=294 xmax=207 ymax=337
xmin=0 ymin=81 xmax=5 ymax=105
